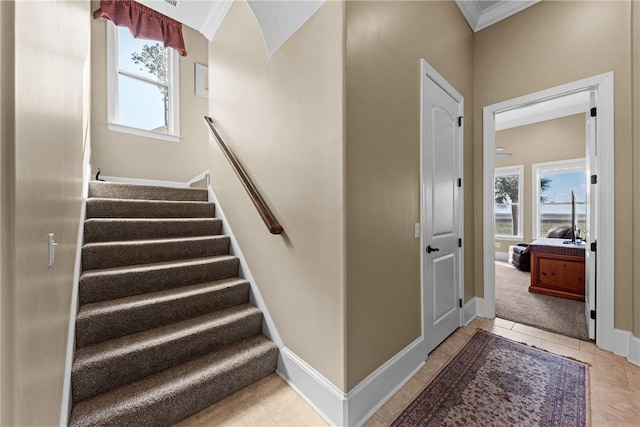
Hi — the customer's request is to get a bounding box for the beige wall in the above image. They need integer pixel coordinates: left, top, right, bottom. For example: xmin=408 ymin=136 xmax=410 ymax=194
xmin=474 ymin=0 xmax=635 ymax=331
xmin=494 ymin=114 xmax=586 ymax=251
xmin=91 ymin=11 xmax=209 ymax=182
xmin=345 ymin=1 xmax=473 ymax=389
xmin=0 ymin=1 xmax=15 ymax=424
xmin=1 ymin=1 xmax=91 ymax=425
xmin=209 ymin=1 xmax=346 ymax=390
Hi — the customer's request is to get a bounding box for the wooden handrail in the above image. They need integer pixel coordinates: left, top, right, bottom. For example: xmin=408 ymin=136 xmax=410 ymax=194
xmin=204 ymin=116 xmax=284 ymax=235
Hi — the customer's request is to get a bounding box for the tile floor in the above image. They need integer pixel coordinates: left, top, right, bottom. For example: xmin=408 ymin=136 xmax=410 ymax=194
xmin=175 ymin=317 xmax=640 ymax=426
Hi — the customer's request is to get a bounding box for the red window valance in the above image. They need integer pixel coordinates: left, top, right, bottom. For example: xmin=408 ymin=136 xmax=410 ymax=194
xmin=93 ymin=0 xmax=187 ymax=56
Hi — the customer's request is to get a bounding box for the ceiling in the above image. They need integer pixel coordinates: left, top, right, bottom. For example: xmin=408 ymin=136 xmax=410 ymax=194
xmin=138 ymin=0 xmax=542 ymax=44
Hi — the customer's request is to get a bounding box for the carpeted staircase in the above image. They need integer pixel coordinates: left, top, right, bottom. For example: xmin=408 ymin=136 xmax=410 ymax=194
xmin=69 ymin=181 xmax=278 ymax=426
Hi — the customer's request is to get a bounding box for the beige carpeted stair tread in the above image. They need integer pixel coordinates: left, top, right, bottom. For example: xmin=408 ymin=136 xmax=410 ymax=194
xmin=75 ymin=278 xmax=250 ymax=348
xmin=69 ymin=335 xmax=278 ymax=427
xmin=72 ymin=181 xmax=278 ymax=425
xmin=86 ymin=198 xmax=215 ymax=219
xmin=84 ymin=218 xmax=223 ymax=242
xmin=72 ymin=304 xmax=263 ymax=402
xmin=82 ymin=235 xmax=231 ymax=271
xmin=79 ymin=255 xmax=240 ymax=304
xmin=89 ymin=181 xmax=208 ymax=202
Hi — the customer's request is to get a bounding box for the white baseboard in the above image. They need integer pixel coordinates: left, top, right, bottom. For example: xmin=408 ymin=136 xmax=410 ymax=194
xmin=201 ymin=172 xmax=283 ymax=349
xmin=59 ymin=158 xmax=91 ymax=427
xmin=186 ymin=170 xmax=211 ymax=186
xmin=611 ymin=328 xmax=640 ymax=367
xmin=279 ymin=336 xmax=426 ymax=427
xmin=611 ymin=328 xmax=631 ymax=358
xmin=96 ymin=174 xmax=190 ymax=189
xmin=474 ymin=297 xmax=494 ymax=319
xmin=345 ymin=337 xmax=425 ymax=427
xmin=629 ymin=335 xmax=640 ymax=367
xmin=494 ymin=252 xmax=508 ymax=262
xmin=462 ymin=297 xmax=478 ymax=326
xmin=277 ymin=348 xmax=345 ymax=427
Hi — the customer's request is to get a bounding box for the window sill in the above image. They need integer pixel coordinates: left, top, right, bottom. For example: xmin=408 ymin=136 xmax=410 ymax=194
xmin=107 ymin=122 xmax=181 ymax=143
xmin=495 ymin=236 xmax=524 ymax=242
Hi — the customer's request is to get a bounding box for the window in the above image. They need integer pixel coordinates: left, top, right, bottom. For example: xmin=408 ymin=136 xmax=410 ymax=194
xmin=532 ymin=158 xmax=586 ymax=238
xmin=106 ymin=23 xmax=180 ymax=142
xmin=494 ymin=165 xmax=524 ymax=240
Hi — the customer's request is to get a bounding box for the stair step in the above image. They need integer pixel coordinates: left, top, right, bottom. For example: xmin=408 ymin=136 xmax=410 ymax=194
xmin=84 ymin=218 xmax=223 ymax=243
xmin=69 ymin=335 xmax=278 ymax=427
xmin=88 ymin=181 xmax=208 ymax=202
xmin=86 ymin=199 xmax=215 ymax=219
xmin=79 ymin=256 xmax=240 ymax=304
xmin=75 ymin=278 xmax=251 ymax=348
xmin=72 ymin=304 xmax=263 ymax=402
xmin=82 ymin=236 xmax=231 ymax=271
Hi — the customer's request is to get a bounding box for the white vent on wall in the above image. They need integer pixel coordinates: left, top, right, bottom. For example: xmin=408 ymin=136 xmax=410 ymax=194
xmin=163 ymin=0 xmax=178 ymax=6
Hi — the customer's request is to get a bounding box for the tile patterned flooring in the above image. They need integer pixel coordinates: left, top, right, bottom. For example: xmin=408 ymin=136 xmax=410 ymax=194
xmin=176 ymin=317 xmax=640 ymax=426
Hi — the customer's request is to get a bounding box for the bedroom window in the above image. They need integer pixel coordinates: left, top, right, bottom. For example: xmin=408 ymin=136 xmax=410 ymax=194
xmin=106 ymin=23 xmax=180 ymax=142
xmin=494 ymin=165 xmax=524 ymax=240
xmin=532 ymin=158 xmax=587 ymax=238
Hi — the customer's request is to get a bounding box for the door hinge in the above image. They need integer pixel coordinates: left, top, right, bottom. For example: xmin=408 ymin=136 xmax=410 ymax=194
xmin=458 ymin=238 xmax=462 ymax=248
xmin=459 ymin=298 xmax=463 ymax=308
xmin=458 ymin=116 xmax=463 ymax=127
xmin=590 ymin=310 xmax=596 ymax=320
xmin=457 ymin=178 xmax=462 ymax=187
xmin=591 ymin=174 xmax=597 ymax=184
xmin=590 ymin=107 xmax=597 ymax=117
xmin=590 ymin=241 xmax=597 ymax=252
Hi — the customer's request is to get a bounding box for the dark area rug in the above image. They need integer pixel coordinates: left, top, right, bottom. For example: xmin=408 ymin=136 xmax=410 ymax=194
xmin=495 ymin=261 xmax=589 ymax=341
xmin=392 ymin=330 xmax=588 ymax=427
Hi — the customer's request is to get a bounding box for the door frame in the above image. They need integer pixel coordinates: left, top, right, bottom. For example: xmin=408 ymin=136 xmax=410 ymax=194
xmin=481 ymin=72 xmax=614 ymax=351
xmin=420 ymin=59 xmax=465 ymax=349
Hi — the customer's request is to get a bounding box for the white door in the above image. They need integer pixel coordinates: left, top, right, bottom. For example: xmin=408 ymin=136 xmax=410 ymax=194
xmin=584 ymin=92 xmax=597 ymax=340
xmin=422 ymin=62 xmax=463 ymax=354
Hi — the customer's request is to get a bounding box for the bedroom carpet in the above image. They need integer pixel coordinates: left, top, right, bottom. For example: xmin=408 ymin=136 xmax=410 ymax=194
xmin=495 ymin=261 xmax=589 ymax=341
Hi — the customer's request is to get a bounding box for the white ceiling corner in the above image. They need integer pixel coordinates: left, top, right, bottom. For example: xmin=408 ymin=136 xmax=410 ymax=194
xmin=139 ymin=0 xmax=540 ymax=52
xmin=455 ymin=0 xmax=541 ymax=32
xmin=137 ymin=0 xmax=325 ymax=55
xmin=135 ymin=0 xmax=232 ymax=41
xmin=247 ymin=0 xmax=325 ymax=57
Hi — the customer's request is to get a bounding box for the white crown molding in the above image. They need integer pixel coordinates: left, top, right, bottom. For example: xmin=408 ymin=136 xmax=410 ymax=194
xmin=201 ymin=0 xmax=234 ymax=41
xmin=455 ymin=0 xmax=541 ymax=32
xmin=455 ymin=0 xmax=483 ymax=31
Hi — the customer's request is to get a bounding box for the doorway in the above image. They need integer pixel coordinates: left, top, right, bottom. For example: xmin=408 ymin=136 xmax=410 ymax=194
xmin=481 ymin=73 xmax=615 ymax=351
xmin=493 ymin=111 xmax=591 ymax=341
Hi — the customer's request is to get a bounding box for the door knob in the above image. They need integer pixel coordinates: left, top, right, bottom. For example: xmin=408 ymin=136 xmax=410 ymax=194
xmin=427 ymin=245 xmax=440 ymax=253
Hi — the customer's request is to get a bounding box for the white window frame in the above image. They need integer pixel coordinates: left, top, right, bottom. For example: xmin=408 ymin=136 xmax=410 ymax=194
xmin=494 ymin=165 xmax=524 ymax=241
xmin=531 ymin=157 xmax=586 ymax=239
xmin=106 ymin=22 xmax=181 ymax=142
